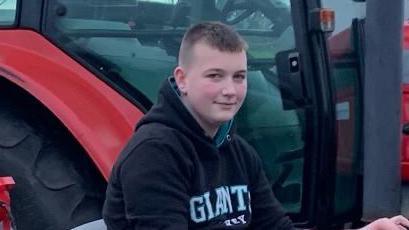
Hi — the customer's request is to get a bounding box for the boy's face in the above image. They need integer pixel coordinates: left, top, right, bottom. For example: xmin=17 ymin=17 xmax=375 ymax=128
xmin=175 ymin=42 xmax=247 ymax=132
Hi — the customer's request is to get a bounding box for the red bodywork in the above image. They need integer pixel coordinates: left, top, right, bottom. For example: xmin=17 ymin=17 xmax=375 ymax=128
xmin=401 ymin=22 xmax=409 ymax=181
xmin=0 ymin=29 xmax=144 ymax=180
xmin=0 ymin=177 xmax=14 ymax=230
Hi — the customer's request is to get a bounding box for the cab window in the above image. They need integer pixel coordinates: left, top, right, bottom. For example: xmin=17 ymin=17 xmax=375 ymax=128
xmin=0 ymin=0 xmax=17 ymax=26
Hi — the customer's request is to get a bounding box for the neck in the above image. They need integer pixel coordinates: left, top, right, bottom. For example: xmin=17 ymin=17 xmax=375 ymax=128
xmin=181 ymin=100 xmax=219 ymax=138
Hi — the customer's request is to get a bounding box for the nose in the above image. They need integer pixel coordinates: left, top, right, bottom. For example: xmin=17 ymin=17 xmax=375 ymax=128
xmin=221 ymin=79 xmax=236 ymax=96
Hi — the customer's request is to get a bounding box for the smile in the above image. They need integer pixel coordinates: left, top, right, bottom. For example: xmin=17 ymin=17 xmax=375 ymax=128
xmin=215 ymin=102 xmax=237 ymax=105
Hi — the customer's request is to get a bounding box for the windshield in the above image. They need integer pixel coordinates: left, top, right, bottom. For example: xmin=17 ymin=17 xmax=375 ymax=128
xmin=46 ymin=0 xmax=293 ymax=103
xmin=46 ymin=0 xmax=304 ymax=215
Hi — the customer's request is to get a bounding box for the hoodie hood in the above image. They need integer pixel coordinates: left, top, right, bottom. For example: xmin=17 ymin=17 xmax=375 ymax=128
xmin=135 ymin=76 xmax=233 ymax=147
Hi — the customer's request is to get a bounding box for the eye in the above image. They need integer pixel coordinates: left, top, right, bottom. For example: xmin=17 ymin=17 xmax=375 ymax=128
xmin=233 ymin=74 xmax=246 ymax=81
xmin=206 ymin=73 xmax=222 ymax=79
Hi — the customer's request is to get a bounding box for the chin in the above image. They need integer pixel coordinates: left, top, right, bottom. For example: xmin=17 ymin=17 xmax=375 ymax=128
xmin=214 ymin=115 xmax=235 ymax=123
xmin=208 ymin=110 xmax=237 ymax=124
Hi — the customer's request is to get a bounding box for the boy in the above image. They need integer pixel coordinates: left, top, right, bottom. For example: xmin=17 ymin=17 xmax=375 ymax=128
xmin=103 ymin=21 xmax=409 ymax=229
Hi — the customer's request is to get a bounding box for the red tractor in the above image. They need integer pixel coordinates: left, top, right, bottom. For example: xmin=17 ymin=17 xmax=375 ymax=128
xmin=0 ymin=0 xmax=405 ymax=229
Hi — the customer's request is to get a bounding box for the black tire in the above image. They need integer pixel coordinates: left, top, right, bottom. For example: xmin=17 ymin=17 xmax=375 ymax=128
xmin=0 ymin=82 xmax=106 ymax=230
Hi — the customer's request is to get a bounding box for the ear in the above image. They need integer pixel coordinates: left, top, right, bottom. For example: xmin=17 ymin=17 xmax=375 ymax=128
xmin=174 ymin=66 xmax=187 ymax=94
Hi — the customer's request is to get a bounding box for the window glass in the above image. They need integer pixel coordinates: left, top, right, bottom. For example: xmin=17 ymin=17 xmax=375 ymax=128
xmin=322 ymin=0 xmax=365 ymax=217
xmin=46 ymin=0 xmax=305 ymax=214
xmin=0 ymin=0 xmax=17 ymax=26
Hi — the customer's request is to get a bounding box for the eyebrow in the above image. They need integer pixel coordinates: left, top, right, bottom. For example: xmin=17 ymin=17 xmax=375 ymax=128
xmin=235 ymin=70 xmax=247 ymax=74
xmin=204 ymin=68 xmax=247 ymax=74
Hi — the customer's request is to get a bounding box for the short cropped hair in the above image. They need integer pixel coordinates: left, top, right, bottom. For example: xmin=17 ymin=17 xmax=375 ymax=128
xmin=178 ymin=21 xmax=248 ymax=67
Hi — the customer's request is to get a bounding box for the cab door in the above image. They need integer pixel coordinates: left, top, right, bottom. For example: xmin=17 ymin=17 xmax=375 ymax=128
xmin=232 ymin=0 xmax=338 ymax=228
xmin=320 ymin=0 xmax=366 ymax=227
xmin=235 ymin=0 xmax=367 ymax=228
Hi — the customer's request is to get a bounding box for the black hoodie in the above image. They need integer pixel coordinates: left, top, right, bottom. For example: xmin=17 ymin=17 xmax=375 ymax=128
xmin=103 ymin=77 xmax=295 ymax=230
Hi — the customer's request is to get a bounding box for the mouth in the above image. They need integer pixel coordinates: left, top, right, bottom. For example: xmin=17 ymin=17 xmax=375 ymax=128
xmin=214 ymin=102 xmax=238 ymax=110
xmin=215 ymin=102 xmax=237 ymax=106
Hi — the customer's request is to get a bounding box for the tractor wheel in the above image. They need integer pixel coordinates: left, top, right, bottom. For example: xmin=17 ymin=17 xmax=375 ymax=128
xmin=0 ymin=86 xmax=106 ymax=229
